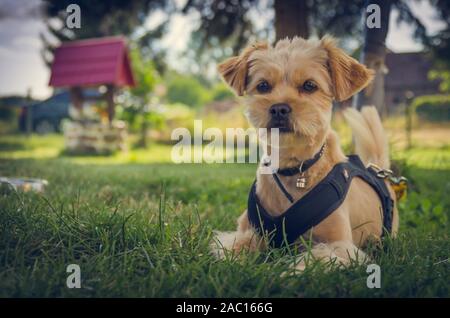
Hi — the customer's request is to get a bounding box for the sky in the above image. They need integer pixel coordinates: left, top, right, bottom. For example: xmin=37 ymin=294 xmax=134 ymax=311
xmin=0 ymin=0 xmax=446 ymax=100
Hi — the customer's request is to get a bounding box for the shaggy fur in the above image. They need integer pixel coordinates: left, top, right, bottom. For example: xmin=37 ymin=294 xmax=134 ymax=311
xmin=212 ymin=36 xmax=398 ymax=270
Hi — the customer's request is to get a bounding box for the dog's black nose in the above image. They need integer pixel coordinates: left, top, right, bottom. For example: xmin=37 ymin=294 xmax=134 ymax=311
xmin=269 ymin=103 xmax=291 ymax=119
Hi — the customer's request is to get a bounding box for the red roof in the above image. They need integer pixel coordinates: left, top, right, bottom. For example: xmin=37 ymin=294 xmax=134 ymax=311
xmin=49 ymin=37 xmax=135 ymax=88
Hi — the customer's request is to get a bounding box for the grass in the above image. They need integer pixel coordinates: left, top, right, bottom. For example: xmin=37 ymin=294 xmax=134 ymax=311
xmin=0 ymin=132 xmax=449 ymax=297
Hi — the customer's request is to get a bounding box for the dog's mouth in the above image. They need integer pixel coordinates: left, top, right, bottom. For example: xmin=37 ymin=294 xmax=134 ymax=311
xmin=267 ymin=120 xmax=293 ymax=133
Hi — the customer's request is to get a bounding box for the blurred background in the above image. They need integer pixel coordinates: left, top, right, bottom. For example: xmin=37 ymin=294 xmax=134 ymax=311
xmin=0 ymin=0 xmax=449 ymax=298
xmin=0 ymin=0 xmax=448 ymax=156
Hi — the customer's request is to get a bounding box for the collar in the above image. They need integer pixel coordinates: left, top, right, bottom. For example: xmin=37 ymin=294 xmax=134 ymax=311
xmin=277 ymin=143 xmax=326 ymax=176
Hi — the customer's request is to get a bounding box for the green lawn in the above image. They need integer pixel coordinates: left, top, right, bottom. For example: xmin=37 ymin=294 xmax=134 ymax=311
xmin=0 ymin=134 xmax=449 ymax=297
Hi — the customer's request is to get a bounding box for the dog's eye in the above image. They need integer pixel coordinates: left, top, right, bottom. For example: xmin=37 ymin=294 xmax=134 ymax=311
xmin=256 ymin=80 xmax=272 ymax=94
xmin=301 ymin=80 xmax=318 ymax=93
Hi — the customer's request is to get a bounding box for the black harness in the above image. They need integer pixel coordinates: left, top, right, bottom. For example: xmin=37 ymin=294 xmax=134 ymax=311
xmin=247 ymin=155 xmax=394 ymax=248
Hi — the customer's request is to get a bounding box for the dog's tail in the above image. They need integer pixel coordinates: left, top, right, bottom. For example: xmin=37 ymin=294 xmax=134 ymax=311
xmin=342 ymin=106 xmax=390 ymax=169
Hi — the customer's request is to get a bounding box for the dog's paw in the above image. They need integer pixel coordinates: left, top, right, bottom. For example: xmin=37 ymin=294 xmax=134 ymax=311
xmin=209 ymin=230 xmax=237 ymax=260
xmin=281 ymin=262 xmax=307 ymax=278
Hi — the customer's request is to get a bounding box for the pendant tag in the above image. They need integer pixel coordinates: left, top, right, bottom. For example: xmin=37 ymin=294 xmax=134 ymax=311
xmin=296 ymin=173 xmax=307 ymax=188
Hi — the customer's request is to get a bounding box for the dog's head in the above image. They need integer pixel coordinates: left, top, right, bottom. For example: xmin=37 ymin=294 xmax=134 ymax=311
xmin=218 ymin=36 xmax=374 ymax=147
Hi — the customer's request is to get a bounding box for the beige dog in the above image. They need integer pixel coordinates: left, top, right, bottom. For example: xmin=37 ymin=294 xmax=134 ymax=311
xmin=212 ymin=36 xmax=399 ymax=270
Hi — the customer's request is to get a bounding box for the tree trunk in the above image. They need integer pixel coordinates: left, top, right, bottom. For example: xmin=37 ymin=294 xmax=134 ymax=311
xmin=140 ymin=120 xmax=148 ymax=148
xmin=274 ymin=0 xmax=309 ymax=41
xmin=354 ymin=0 xmax=392 ymax=116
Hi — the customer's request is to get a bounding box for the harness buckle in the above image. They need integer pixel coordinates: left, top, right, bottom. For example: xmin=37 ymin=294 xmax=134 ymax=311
xmin=367 ymin=162 xmax=408 ymax=201
xmin=367 ymin=162 xmax=394 ymax=178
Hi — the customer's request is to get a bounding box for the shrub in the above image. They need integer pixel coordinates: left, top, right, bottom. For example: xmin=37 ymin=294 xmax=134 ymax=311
xmin=211 ymin=83 xmax=234 ymax=101
xmin=152 ymin=103 xmax=196 ymax=141
xmin=166 ymin=76 xmax=210 ymax=108
xmin=0 ymin=106 xmax=16 ymax=121
xmin=413 ymin=94 xmax=450 ymax=122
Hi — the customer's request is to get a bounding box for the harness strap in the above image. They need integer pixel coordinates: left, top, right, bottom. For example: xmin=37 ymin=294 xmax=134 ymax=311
xmin=248 ymin=155 xmax=394 ymax=248
xmin=272 ymin=174 xmax=294 ymax=203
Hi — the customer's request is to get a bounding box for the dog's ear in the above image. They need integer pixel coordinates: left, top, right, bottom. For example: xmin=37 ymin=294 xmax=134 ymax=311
xmin=218 ymin=42 xmax=268 ymax=96
xmin=321 ymin=35 xmax=375 ymax=102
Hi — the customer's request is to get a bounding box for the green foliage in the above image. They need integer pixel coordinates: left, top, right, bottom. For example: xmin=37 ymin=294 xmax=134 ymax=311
xmin=166 ymin=75 xmax=211 ymax=108
xmin=129 ymin=47 xmax=158 ymax=102
xmin=429 ymin=69 xmax=450 ymax=93
xmin=422 ymin=0 xmax=450 ymax=68
xmin=118 ymin=104 xmax=165 ymax=133
xmin=183 ymin=0 xmax=367 ymax=54
xmin=40 ymin=0 xmax=167 ymax=66
xmin=165 ymin=76 xmax=235 ymax=108
xmin=117 ymin=46 xmax=165 ymax=140
xmin=154 ymin=103 xmax=196 ymax=141
xmin=211 ymin=83 xmax=235 ymax=101
xmin=0 ymin=97 xmax=24 ymax=132
xmin=161 ymin=103 xmax=196 ymax=121
xmin=0 ymin=106 xmax=16 ymax=121
xmin=413 ymin=94 xmax=450 ymax=122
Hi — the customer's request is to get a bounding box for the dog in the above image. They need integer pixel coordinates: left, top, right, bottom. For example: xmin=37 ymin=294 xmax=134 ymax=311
xmin=211 ymin=35 xmax=399 ymax=271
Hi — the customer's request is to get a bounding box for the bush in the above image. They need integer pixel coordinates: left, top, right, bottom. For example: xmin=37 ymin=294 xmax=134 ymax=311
xmin=0 ymin=106 xmax=16 ymax=121
xmin=0 ymin=106 xmax=18 ymax=134
xmin=166 ymin=76 xmax=210 ymax=108
xmin=211 ymin=83 xmax=234 ymax=101
xmin=152 ymin=103 xmax=196 ymax=142
xmin=413 ymin=94 xmax=450 ymax=122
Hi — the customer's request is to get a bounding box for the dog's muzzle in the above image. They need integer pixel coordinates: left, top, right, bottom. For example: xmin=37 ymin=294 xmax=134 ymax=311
xmin=268 ymin=103 xmax=293 ymax=132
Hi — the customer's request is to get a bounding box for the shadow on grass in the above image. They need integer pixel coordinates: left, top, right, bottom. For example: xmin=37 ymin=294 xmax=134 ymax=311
xmin=0 ymin=140 xmax=26 ymax=151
